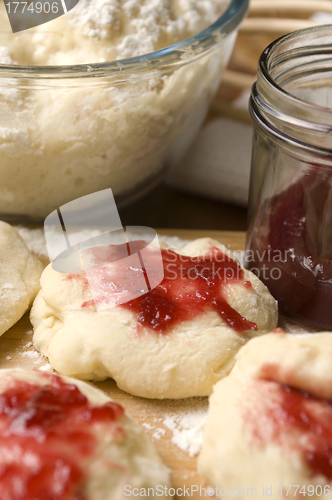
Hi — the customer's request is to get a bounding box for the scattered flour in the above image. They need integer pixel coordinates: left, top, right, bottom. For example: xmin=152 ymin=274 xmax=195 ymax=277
xmin=38 ymin=363 xmax=53 ymax=372
xmin=142 ymin=423 xmax=155 ymax=431
xmin=2 ymin=284 xmax=14 ymax=290
xmin=152 ymin=428 xmax=166 ymax=440
xmin=18 ymin=340 xmax=46 ymax=366
xmin=20 ymin=351 xmax=40 ymax=359
xmin=5 ymin=356 xmax=11 ymax=360
xmin=163 ymin=407 xmax=209 ymax=457
xmin=16 ymin=227 xmax=49 ymax=257
xmin=127 ymin=397 xmax=209 ymax=456
xmin=16 ymin=226 xmax=192 ymax=258
xmin=278 ymin=315 xmax=319 ymax=335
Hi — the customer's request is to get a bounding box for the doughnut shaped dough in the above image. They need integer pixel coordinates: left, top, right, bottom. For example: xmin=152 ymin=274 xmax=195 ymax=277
xmin=30 ymin=238 xmax=278 ymax=398
xmin=0 ymin=221 xmax=43 ymax=335
xmin=199 ymin=332 xmax=332 ymax=499
xmin=0 ymin=368 xmax=171 ymax=499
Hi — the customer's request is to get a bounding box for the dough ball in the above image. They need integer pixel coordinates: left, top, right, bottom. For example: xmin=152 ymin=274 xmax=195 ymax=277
xmin=30 ymin=238 xmax=278 ymax=398
xmin=0 ymin=368 xmax=171 ymax=499
xmin=0 ymin=221 xmax=43 ymax=336
xmin=198 ymin=332 xmax=332 ymax=499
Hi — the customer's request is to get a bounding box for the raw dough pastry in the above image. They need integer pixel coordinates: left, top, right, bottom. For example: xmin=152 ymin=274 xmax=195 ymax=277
xmin=199 ymin=332 xmax=332 ymax=499
xmin=0 ymin=368 xmax=171 ymax=499
xmin=30 ymin=238 xmax=278 ymax=398
xmin=0 ymin=221 xmax=43 ymax=336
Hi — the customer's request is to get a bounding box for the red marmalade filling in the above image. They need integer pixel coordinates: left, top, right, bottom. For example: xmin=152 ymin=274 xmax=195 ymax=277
xmin=246 ymin=166 xmax=332 ymax=329
xmin=0 ymin=373 xmax=124 ymax=500
xmin=247 ymin=380 xmax=332 ymax=480
xmin=70 ymin=242 xmax=258 ymax=334
xmin=123 ymin=247 xmax=257 ymax=334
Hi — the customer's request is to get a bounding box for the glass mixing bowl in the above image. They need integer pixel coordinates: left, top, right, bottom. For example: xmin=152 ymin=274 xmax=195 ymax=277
xmin=0 ymin=0 xmax=248 ymax=222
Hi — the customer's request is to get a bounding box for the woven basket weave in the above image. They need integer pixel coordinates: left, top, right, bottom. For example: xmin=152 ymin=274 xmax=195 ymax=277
xmin=212 ymin=0 xmax=331 ymax=122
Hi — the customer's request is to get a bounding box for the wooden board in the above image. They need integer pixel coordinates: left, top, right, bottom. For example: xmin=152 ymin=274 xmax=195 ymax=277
xmin=0 ymin=230 xmax=246 ymax=499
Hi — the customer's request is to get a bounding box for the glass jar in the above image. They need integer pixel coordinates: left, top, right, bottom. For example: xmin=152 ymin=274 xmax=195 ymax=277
xmin=246 ymin=25 xmax=332 ymax=330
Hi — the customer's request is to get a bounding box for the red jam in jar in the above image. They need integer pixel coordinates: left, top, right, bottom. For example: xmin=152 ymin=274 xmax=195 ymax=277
xmin=247 ymin=166 xmax=332 ymax=329
xmin=247 ymin=26 xmax=332 ymax=330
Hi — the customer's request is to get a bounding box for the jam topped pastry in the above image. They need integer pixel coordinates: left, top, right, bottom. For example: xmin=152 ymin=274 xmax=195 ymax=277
xmin=31 ymin=237 xmax=277 ymax=399
xmin=0 ymin=369 xmax=170 ymax=500
xmin=199 ymin=332 xmax=332 ymax=499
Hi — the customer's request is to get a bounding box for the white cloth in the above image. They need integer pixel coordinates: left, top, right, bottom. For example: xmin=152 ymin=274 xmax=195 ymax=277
xmin=166 ymin=12 xmax=331 ymax=207
xmin=166 ymin=116 xmax=253 ymax=207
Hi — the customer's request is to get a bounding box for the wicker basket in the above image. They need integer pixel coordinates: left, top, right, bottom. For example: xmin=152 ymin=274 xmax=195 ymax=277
xmin=212 ymin=0 xmax=332 ymax=122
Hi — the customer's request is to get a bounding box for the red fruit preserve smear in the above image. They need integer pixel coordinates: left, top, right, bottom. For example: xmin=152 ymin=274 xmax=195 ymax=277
xmin=122 ymin=246 xmax=257 ymax=334
xmin=246 ymin=165 xmax=332 ymax=329
xmin=0 ymin=373 xmax=124 ymax=500
xmin=247 ymin=381 xmax=332 ymax=480
xmin=68 ymin=241 xmax=257 ymax=334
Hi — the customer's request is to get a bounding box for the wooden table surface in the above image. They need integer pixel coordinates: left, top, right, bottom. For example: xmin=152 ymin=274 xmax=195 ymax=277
xmin=0 ymin=229 xmax=247 ymax=500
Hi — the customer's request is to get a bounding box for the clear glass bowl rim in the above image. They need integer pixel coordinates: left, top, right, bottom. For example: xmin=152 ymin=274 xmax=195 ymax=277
xmin=0 ymin=0 xmax=248 ymax=78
